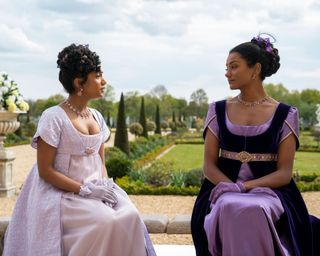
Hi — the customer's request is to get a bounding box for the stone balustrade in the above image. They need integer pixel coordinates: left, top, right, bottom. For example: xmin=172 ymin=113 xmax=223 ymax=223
xmin=0 ymin=215 xmax=191 ymax=254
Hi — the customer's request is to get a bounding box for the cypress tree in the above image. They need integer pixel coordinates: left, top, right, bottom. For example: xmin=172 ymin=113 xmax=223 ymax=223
xmin=172 ymin=111 xmax=176 ymax=123
xmin=106 ymin=110 xmax=111 ymax=127
xmin=155 ymin=104 xmax=161 ymax=134
xmin=114 ymin=93 xmax=129 ymax=155
xmin=139 ymin=96 xmax=148 ymax=138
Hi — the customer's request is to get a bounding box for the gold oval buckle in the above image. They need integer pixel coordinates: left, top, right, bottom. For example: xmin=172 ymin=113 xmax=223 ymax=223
xmin=236 ymin=151 xmax=253 ymax=163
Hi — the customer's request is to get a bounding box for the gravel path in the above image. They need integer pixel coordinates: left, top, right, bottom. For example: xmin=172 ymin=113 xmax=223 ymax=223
xmin=1 ymin=144 xmax=319 ymax=245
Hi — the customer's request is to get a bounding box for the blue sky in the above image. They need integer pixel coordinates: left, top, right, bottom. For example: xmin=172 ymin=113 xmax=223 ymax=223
xmin=0 ymin=0 xmax=319 ymax=102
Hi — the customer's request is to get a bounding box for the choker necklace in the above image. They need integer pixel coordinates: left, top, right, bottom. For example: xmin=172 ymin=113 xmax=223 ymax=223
xmin=237 ymin=94 xmax=269 ymax=107
xmin=64 ymin=100 xmax=91 ymax=119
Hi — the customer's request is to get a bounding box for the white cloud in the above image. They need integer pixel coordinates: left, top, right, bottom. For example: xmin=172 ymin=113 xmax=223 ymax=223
xmin=0 ymin=24 xmax=44 ymax=53
xmin=0 ymin=0 xmax=319 ymax=101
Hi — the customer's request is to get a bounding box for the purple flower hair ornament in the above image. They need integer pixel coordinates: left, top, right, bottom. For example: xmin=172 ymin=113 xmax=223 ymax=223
xmin=252 ymin=34 xmax=275 ymax=54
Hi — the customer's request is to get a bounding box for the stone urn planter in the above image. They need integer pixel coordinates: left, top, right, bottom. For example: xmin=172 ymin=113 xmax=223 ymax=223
xmin=0 ymin=111 xmax=23 ymax=197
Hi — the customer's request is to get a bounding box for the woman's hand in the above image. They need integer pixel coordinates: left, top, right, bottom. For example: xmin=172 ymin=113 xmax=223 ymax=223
xmin=79 ymin=181 xmax=118 ymax=207
xmin=209 ymin=181 xmax=246 ymax=204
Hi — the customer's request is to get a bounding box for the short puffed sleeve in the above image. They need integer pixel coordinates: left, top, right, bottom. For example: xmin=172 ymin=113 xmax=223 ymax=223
xmin=91 ymin=109 xmax=111 ymax=142
xmin=279 ymin=107 xmax=299 ymax=147
xmin=203 ymin=102 xmax=219 ymax=140
xmin=31 ymin=107 xmax=63 ymax=149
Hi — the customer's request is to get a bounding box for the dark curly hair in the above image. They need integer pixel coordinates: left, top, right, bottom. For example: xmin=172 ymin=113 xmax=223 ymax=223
xmin=57 ymin=44 xmax=101 ymax=94
xmin=229 ymin=34 xmax=280 ymax=81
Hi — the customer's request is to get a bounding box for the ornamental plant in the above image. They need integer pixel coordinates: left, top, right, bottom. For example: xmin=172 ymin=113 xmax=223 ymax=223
xmin=0 ymin=72 xmax=29 ymax=112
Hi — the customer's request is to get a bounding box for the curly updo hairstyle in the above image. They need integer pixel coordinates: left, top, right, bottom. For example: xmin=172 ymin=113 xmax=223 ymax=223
xmin=57 ymin=44 xmax=101 ymax=94
xmin=229 ymin=34 xmax=280 ymax=81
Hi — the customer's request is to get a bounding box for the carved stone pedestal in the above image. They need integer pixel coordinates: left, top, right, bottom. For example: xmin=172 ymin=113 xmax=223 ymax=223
xmin=0 ymin=111 xmax=22 ymax=197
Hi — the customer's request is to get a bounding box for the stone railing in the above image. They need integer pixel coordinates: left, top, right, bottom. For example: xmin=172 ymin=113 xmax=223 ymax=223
xmin=0 ymin=215 xmax=191 ymax=254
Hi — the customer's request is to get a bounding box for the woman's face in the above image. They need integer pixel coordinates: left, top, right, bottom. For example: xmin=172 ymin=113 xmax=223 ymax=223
xmin=82 ymin=71 xmax=107 ymax=99
xmin=225 ymin=52 xmax=255 ymax=90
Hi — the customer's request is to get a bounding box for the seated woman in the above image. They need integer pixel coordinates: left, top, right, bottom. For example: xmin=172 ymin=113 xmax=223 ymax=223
xmin=3 ymin=44 xmax=156 ymax=256
xmin=191 ymin=34 xmax=319 ymax=256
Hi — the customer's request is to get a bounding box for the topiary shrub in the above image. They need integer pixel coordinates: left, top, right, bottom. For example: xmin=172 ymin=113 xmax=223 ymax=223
xmin=143 ymin=160 xmax=174 ymax=186
xmin=106 ymin=157 xmax=133 ymax=179
xmin=105 ymin=147 xmax=133 ymax=179
xmin=184 ymin=168 xmax=204 ymax=187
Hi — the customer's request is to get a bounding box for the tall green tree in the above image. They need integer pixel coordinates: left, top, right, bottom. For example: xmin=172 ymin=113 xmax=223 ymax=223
xmin=139 ymin=96 xmax=148 ymax=138
xmin=114 ymin=93 xmax=129 ymax=155
xmin=155 ymin=104 xmax=161 ymax=134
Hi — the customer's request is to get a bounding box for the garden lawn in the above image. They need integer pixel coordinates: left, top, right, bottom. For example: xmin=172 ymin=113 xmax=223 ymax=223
xmin=160 ymin=144 xmax=320 ymax=176
xmin=294 ymin=151 xmax=320 ymax=175
xmin=160 ymin=144 xmax=204 ymax=170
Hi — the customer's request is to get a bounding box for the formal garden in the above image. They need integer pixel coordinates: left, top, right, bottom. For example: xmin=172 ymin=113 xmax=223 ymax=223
xmin=2 ymin=83 xmax=320 ymax=196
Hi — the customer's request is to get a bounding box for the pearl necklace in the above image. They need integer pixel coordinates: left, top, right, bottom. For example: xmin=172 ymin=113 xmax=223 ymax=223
xmin=64 ymin=100 xmax=91 ymax=119
xmin=237 ymin=94 xmax=270 ymax=107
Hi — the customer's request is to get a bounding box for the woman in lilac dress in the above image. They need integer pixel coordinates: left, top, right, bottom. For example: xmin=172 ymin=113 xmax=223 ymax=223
xmin=191 ymin=34 xmax=319 ymax=256
xmin=3 ymin=44 xmax=156 ymax=256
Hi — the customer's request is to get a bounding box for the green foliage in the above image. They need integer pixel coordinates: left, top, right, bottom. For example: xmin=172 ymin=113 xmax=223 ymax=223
xmin=139 ymin=96 xmax=148 ymax=138
xmin=142 ymin=160 xmax=174 ymax=186
xmin=160 ymin=121 xmax=169 ymax=130
xmin=30 ymin=94 xmax=65 ymax=116
xmin=147 ymin=120 xmax=156 ymax=132
xmin=116 ymin=176 xmax=200 ymax=195
xmin=4 ymin=133 xmax=30 ymax=147
xmin=114 ymin=93 xmax=129 ymax=155
xmin=170 ymin=170 xmax=186 ymax=187
xmin=184 ymin=168 xmax=204 ymax=186
xmin=106 ymin=155 xmax=133 ymax=179
xmin=129 ymin=122 xmax=143 ymax=136
xmin=129 ymin=135 xmax=168 ymax=160
xmin=155 ymin=104 xmax=161 ymax=134
xmin=21 ymin=122 xmax=37 ymax=137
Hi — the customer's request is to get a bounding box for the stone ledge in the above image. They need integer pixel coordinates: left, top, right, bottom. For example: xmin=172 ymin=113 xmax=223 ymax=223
xmin=167 ymin=215 xmax=191 ymax=234
xmin=142 ymin=214 xmax=169 ymax=233
xmin=0 ymin=215 xmax=192 ymax=254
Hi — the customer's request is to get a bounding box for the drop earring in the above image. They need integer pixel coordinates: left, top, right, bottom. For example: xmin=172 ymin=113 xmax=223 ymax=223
xmin=77 ymin=88 xmax=83 ymax=96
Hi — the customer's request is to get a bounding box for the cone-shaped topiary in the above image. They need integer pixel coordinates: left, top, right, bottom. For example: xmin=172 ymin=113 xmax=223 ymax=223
xmin=155 ymin=104 xmax=161 ymax=134
xmin=139 ymin=96 xmax=148 ymax=138
xmin=114 ymin=93 xmax=129 ymax=155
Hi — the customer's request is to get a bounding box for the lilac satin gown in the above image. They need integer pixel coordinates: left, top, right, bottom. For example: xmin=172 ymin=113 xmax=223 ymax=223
xmin=203 ymin=104 xmax=299 ymax=256
xmin=3 ymin=106 xmax=155 ymax=256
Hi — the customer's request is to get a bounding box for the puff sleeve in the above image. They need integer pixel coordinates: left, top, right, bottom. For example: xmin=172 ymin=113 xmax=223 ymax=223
xmin=203 ymin=102 xmax=219 ymax=140
xmin=31 ymin=107 xmax=63 ymax=149
xmin=279 ymin=107 xmax=300 ymax=148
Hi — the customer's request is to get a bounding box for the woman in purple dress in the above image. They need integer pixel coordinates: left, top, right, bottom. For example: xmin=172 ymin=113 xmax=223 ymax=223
xmin=191 ymin=34 xmax=319 ymax=256
xmin=3 ymin=44 xmax=156 ymax=256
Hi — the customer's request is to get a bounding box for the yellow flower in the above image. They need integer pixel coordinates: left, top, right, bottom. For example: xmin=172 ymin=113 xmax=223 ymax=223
xmin=12 ymin=89 xmax=19 ymax=96
xmin=6 ymin=98 xmax=15 ymax=106
xmin=7 ymin=103 xmax=17 ymax=112
xmin=19 ymin=101 xmax=29 ymax=111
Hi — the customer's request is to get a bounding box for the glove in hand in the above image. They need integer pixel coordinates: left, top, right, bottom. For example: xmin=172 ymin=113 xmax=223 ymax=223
xmin=209 ymin=181 xmax=246 ymax=204
xmin=79 ymin=178 xmax=118 ymax=207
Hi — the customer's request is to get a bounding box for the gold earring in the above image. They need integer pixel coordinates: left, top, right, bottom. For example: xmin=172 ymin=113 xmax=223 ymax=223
xmin=77 ymin=88 xmax=83 ymax=96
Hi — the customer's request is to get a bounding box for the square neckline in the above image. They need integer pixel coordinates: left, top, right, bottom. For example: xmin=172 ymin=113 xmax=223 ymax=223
xmin=57 ymin=105 xmax=102 ymax=137
xmin=225 ymin=102 xmax=280 ymax=127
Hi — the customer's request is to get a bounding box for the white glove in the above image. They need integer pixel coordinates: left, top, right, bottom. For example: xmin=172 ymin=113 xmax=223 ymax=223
xmin=79 ymin=179 xmax=118 ymax=207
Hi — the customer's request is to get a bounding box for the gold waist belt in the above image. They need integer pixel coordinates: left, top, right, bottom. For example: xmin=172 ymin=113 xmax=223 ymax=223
xmin=220 ymin=149 xmax=278 ymax=163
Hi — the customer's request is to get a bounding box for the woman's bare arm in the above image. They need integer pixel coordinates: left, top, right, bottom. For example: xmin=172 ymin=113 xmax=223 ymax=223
xmin=37 ymin=137 xmax=82 ymax=193
xmin=244 ymin=133 xmax=296 ymax=190
xmin=99 ymin=143 xmax=108 ymax=178
xmin=203 ymin=129 xmax=232 ymax=185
